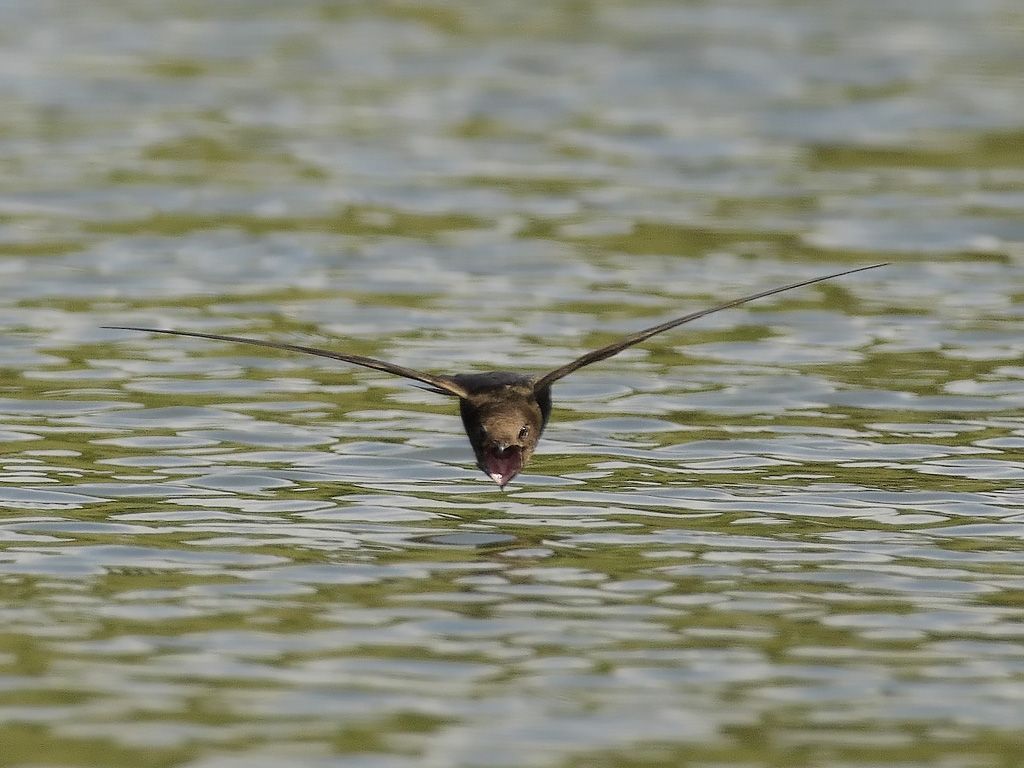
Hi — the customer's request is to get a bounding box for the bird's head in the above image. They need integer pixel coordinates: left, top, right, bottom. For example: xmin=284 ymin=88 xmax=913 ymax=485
xmin=460 ymin=393 xmax=544 ymax=488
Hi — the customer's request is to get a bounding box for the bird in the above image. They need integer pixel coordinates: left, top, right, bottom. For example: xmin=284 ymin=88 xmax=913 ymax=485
xmin=104 ymin=263 xmax=885 ymax=488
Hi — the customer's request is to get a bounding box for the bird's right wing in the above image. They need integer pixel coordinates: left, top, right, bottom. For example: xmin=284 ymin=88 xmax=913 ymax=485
xmin=103 ymin=326 xmax=470 ymax=399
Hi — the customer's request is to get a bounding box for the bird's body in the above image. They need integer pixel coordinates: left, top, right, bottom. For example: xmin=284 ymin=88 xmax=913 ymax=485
xmin=105 ymin=263 xmax=884 ymax=488
xmin=452 ymin=372 xmax=552 ymax=486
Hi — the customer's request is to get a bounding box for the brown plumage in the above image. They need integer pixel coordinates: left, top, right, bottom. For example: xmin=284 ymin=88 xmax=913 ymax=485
xmin=105 ymin=263 xmax=885 ymax=488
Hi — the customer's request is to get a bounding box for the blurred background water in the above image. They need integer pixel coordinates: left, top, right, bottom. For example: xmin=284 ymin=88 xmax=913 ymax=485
xmin=1 ymin=1 xmax=1023 ymax=766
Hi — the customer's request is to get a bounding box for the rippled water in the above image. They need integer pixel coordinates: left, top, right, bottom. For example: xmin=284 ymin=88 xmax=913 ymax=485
xmin=2 ymin=2 xmax=1023 ymax=766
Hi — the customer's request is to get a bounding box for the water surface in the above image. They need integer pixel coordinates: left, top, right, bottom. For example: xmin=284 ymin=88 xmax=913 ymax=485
xmin=1 ymin=2 xmax=1023 ymax=767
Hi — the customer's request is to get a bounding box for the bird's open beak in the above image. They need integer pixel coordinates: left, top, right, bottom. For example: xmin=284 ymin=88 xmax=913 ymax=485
xmin=482 ymin=445 xmax=523 ymax=488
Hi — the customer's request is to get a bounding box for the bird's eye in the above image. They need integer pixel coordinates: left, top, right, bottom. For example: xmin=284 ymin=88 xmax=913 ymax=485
xmin=518 ymin=425 xmax=530 ymax=440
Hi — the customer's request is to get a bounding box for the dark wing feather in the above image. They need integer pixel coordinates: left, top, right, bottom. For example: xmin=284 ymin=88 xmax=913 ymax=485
xmin=103 ymin=326 xmax=469 ymax=399
xmin=532 ymin=263 xmax=887 ymax=392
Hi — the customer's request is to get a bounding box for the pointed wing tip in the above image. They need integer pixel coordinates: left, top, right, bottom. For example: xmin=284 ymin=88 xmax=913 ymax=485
xmin=826 ymin=262 xmax=888 ymax=278
xmin=102 ymin=325 xmax=171 ymax=333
